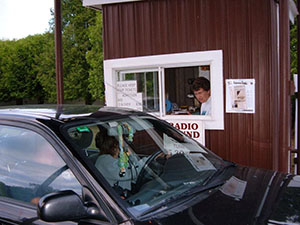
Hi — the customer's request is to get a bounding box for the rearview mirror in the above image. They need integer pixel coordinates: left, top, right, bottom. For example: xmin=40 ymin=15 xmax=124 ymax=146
xmin=38 ymin=190 xmax=100 ymax=222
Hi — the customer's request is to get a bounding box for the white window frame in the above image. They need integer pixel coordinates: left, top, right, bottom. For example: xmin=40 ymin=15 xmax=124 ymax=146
xmin=104 ymin=50 xmax=224 ymax=130
xmin=117 ymin=68 xmax=160 ymax=113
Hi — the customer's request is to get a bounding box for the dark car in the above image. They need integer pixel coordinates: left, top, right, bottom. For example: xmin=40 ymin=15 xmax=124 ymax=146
xmin=0 ymin=105 xmax=299 ymax=225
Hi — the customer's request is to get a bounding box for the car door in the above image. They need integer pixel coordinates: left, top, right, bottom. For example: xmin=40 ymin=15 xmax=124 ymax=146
xmin=0 ymin=120 xmax=118 ymax=225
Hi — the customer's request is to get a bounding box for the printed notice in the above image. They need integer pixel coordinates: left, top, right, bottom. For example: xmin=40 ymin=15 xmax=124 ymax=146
xmin=163 ymin=134 xmax=215 ymax=171
xmin=163 ymin=133 xmax=191 ymax=155
xmin=220 ymin=176 xmax=247 ymax=200
xmin=116 ymin=81 xmax=143 ymax=111
xmin=117 ymin=80 xmax=137 ymax=95
xmin=226 ymin=79 xmax=255 ymax=113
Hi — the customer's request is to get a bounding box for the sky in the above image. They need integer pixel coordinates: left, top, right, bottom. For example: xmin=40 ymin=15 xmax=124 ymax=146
xmin=0 ymin=0 xmax=54 ymax=40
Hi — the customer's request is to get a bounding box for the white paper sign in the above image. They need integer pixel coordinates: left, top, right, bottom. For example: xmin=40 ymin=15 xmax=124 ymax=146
xmin=185 ymin=153 xmax=216 ymax=172
xmin=116 ymin=80 xmax=137 ymax=95
xmin=166 ymin=120 xmax=205 ymax=145
xmin=226 ymin=79 xmax=255 ymax=113
xmin=116 ymin=81 xmax=143 ymax=111
xmin=220 ymin=176 xmax=247 ymax=200
xmin=163 ymin=134 xmax=215 ymax=171
xmin=163 ymin=133 xmax=191 ymax=154
xmin=117 ymin=92 xmax=143 ymax=111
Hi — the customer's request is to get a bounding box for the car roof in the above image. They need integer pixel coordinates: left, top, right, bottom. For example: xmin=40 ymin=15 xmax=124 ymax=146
xmin=0 ymin=104 xmax=144 ymax=121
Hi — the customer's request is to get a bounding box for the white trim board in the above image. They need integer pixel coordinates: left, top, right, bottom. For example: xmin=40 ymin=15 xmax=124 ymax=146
xmin=83 ymin=0 xmax=143 ymax=9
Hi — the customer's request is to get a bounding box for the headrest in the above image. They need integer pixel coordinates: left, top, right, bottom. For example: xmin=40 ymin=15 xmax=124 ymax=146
xmin=68 ymin=126 xmax=93 ymax=149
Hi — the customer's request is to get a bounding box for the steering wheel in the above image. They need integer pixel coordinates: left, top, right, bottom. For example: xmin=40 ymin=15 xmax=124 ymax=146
xmin=133 ymin=150 xmax=164 ymax=193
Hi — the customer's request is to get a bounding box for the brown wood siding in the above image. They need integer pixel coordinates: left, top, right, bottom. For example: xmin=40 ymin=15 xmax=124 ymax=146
xmin=278 ymin=0 xmax=291 ymax=172
xmin=102 ymin=0 xmax=291 ymax=171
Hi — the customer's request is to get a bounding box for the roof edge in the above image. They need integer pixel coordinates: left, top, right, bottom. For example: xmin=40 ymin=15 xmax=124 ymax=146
xmin=83 ymin=0 xmax=143 ymax=10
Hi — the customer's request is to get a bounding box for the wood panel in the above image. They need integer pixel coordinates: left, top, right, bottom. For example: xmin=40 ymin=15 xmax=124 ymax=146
xmin=102 ymin=0 xmax=291 ymax=172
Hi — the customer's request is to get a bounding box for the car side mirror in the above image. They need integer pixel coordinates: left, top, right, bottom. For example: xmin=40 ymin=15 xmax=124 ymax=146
xmin=37 ymin=190 xmax=101 ymax=222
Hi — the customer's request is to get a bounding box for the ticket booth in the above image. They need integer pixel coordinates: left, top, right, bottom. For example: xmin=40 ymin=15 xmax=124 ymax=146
xmin=83 ymin=0 xmax=298 ymax=172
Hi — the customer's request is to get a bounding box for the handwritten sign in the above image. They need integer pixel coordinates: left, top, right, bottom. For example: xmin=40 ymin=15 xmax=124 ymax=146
xmin=117 ymin=93 xmax=143 ymax=111
xmin=117 ymin=80 xmax=137 ymax=94
xmin=117 ymin=81 xmax=143 ymax=111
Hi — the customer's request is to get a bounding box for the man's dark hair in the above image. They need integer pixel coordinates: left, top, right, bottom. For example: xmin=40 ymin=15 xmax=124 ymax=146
xmin=192 ymin=77 xmax=210 ymax=92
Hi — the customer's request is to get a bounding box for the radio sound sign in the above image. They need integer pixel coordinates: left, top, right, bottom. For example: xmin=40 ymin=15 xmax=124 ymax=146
xmin=166 ymin=120 xmax=205 ymax=145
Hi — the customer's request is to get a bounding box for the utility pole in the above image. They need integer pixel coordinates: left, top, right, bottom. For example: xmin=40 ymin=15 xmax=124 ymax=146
xmin=297 ymin=0 xmax=300 ymax=174
xmin=54 ymin=0 xmax=64 ymax=104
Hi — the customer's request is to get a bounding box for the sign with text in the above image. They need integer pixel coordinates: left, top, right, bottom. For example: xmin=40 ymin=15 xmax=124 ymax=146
xmin=117 ymin=81 xmax=143 ymax=111
xmin=117 ymin=80 xmax=137 ymax=94
xmin=226 ymin=79 xmax=255 ymax=113
xmin=166 ymin=120 xmax=205 ymax=145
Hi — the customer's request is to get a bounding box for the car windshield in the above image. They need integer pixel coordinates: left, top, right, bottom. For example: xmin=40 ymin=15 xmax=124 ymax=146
xmin=61 ymin=114 xmax=229 ymax=217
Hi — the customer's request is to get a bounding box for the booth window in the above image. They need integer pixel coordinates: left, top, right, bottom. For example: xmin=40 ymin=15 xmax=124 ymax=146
xmin=104 ymin=50 xmax=224 ymax=130
xmin=117 ymin=70 xmax=160 ymax=112
xmin=165 ymin=65 xmax=210 ymax=115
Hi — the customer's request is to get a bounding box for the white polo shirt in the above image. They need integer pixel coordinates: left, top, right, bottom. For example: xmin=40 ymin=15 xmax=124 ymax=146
xmin=200 ymin=96 xmax=211 ymax=115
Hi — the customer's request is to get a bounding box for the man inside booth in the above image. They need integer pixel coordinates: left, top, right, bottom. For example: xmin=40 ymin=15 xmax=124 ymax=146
xmin=191 ymin=77 xmax=211 ymax=115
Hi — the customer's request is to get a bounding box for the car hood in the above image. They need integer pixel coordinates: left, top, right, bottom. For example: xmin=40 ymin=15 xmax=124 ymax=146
xmin=151 ymin=165 xmax=299 ymax=225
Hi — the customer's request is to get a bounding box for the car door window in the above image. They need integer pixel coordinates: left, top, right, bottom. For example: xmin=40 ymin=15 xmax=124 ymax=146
xmin=0 ymin=125 xmax=82 ymax=205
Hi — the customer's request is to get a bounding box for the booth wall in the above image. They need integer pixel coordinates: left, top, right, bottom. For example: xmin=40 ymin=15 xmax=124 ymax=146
xmin=102 ymin=0 xmax=291 ymax=172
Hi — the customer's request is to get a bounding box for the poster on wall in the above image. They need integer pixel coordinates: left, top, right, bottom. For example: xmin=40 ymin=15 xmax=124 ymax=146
xmin=116 ymin=81 xmax=143 ymax=111
xmin=225 ymin=79 xmax=255 ymax=114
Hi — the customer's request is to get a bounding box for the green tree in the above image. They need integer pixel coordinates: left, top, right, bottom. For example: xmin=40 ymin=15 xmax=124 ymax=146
xmin=291 ymin=18 xmax=297 ymax=76
xmin=86 ymin=12 xmax=104 ymax=102
xmin=35 ymin=33 xmax=57 ymax=103
xmin=61 ymin=0 xmax=97 ymax=104
xmin=290 ymin=0 xmax=297 ymax=77
xmin=0 ymin=40 xmax=15 ymax=102
xmin=0 ymin=1 xmax=105 ymax=104
xmin=36 ymin=0 xmax=99 ymax=104
xmin=0 ymin=35 xmax=47 ymax=104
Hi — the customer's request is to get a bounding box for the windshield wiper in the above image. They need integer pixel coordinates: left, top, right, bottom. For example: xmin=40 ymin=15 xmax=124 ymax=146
xmin=137 ymin=181 xmax=224 ymax=219
xmin=137 ymin=162 xmax=236 ymax=218
xmin=202 ymin=161 xmax=236 ymax=186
